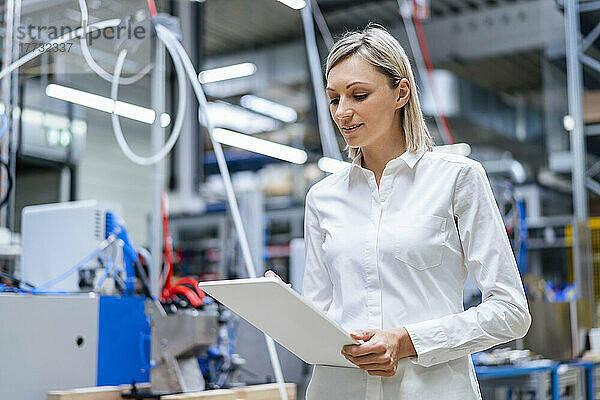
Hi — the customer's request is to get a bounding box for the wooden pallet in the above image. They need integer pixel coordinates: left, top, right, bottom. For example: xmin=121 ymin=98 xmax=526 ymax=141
xmin=47 ymin=386 xmax=127 ymax=400
xmin=235 ymin=383 xmax=296 ymax=400
xmin=162 ymin=390 xmax=238 ymax=400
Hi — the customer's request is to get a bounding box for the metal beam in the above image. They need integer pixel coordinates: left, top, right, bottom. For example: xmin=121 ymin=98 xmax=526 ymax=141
xmin=301 ymin=2 xmax=342 ymax=160
xmin=565 ymin=0 xmax=595 ymax=326
xmin=586 ymin=123 xmax=600 ymax=135
xmin=581 ymin=53 xmax=600 ymax=74
xmin=587 ymin=177 xmax=600 ymax=196
xmin=150 ymin=38 xmax=166 ymax=299
xmin=581 ymin=21 xmax=600 ymax=52
xmin=587 ymin=159 xmax=600 ymax=177
xmin=579 ymin=0 xmax=600 ymax=13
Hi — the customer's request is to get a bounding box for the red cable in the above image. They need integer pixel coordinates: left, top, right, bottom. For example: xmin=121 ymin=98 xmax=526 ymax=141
xmin=174 ymin=277 xmax=206 ymax=302
xmin=146 ymin=0 xmax=158 ymax=17
xmin=159 ymin=194 xmax=205 ymax=307
xmin=159 ymin=192 xmax=205 ymax=307
xmin=167 ymin=285 xmax=202 ymax=308
xmin=411 ymin=0 xmax=455 ymax=145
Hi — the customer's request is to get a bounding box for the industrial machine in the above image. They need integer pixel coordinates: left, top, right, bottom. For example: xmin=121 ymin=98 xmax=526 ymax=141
xmin=1 ymin=199 xmax=233 ymax=398
xmin=21 ymin=200 xmax=125 ymax=292
xmin=146 ymin=301 xmax=219 ymax=393
xmin=0 ymin=294 xmax=150 ymax=400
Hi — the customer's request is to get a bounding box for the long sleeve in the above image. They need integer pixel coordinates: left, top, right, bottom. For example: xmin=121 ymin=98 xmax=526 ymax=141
xmin=404 ymin=161 xmax=531 ymax=367
xmin=302 ymin=189 xmax=334 ymax=313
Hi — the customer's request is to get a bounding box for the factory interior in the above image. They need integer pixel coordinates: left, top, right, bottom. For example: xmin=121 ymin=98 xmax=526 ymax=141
xmin=2 ymin=0 xmax=600 ymax=398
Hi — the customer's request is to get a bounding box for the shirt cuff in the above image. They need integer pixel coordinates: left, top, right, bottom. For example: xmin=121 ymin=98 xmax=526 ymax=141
xmin=404 ymin=318 xmax=449 ymax=367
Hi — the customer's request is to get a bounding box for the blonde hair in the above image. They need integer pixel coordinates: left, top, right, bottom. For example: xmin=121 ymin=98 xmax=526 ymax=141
xmin=325 ymin=24 xmax=432 ymax=160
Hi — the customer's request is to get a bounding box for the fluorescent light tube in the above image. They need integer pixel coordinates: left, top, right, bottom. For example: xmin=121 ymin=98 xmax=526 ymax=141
xmin=46 ymin=84 xmax=170 ymax=126
xmin=318 ymin=157 xmax=351 ymax=174
xmin=208 ymin=101 xmax=279 ymax=134
xmin=212 ymin=128 xmax=308 ymax=164
xmin=114 ymin=101 xmax=155 ymax=125
xmin=198 ymin=63 xmax=257 ymax=84
xmin=276 ymin=0 xmax=306 ymax=9
xmin=240 ymin=95 xmax=297 ymax=123
xmin=46 ymin=84 xmax=115 ymax=114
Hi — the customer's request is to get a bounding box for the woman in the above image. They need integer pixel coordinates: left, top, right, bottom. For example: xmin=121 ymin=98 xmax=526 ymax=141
xmin=268 ymin=25 xmax=530 ymax=399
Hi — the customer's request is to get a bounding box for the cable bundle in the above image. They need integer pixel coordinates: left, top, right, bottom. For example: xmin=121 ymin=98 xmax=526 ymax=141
xmin=159 ymin=192 xmax=205 ymax=308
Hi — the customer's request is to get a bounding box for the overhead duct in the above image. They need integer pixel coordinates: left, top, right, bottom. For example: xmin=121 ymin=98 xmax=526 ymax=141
xmin=483 ymin=158 xmax=528 ymax=183
xmin=420 ymin=70 xmax=543 ymax=142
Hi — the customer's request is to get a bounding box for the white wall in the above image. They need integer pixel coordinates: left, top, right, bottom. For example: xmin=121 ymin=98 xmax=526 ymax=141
xmin=77 ymin=109 xmax=154 ymax=246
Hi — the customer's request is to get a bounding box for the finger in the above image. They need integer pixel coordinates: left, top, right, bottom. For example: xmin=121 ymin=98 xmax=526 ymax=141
xmin=346 ymin=352 xmax=391 ymax=366
xmin=264 ymin=270 xmax=278 ymax=278
xmin=351 ymin=330 xmax=376 ymax=341
xmin=343 ymin=354 xmax=390 ymax=371
xmin=342 ymin=344 xmax=360 ymax=354
xmin=344 ymin=341 xmax=386 ymax=357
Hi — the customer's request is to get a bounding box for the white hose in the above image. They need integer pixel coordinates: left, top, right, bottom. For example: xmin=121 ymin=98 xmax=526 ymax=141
xmin=0 ymin=19 xmax=121 ymax=81
xmin=110 ymin=27 xmax=187 ymax=166
xmin=159 ymin=25 xmax=289 ymax=400
xmin=78 ymin=0 xmax=152 ymax=85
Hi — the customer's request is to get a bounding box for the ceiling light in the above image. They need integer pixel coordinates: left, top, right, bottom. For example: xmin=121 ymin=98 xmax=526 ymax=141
xmin=208 ymin=101 xmax=279 ymax=134
xmin=160 ymin=113 xmax=171 ymax=128
xmin=240 ymin=95 xmax=297 ymax=123
xmin=46 ymin=84 xmax=170 ymax=126
xmin=276 ymin=0 xmax=306 ymax=9
xmin=47 ymin=83 xmax=115 ymax=114
xmin=212 ymin=128 xmax=308 ymax=164
xmin=318 ymin=157 xmax=351 ymax=174
xmin=198 ymin=62 xmax=256 ymax=84
xmin=563 ymin=115 xmax=575 ymax=132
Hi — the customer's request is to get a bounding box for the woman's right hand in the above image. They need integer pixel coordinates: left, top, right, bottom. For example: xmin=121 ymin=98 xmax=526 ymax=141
xmin=264 ymin=270 xmax=292 ymax=287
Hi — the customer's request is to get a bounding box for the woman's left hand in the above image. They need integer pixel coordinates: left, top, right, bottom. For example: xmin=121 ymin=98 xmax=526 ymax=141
xmin=341 ymin=328 xmax=417 ymax=377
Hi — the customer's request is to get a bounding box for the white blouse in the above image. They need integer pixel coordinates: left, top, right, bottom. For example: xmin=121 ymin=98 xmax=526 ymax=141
xmin=302 ymin=149 xmax=531 ymax=400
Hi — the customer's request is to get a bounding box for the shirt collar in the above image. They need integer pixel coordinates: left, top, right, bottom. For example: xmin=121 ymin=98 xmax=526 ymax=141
xmin=349 ymin=148 xmax=427 ymax=171
xmin=346 ymin=148 xmax=427 ymax=184
xmin=401 ymin=148 xmax=427 ymax=169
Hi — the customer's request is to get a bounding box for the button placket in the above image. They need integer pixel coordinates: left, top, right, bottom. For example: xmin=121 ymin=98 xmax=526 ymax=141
xmin=362 ymin=165 xmax=387 ymax=399
xmin=363 ymin=194 xmax=376 ymax=330
xmin=366 ymin=203 xmax=379 ymax=330
xmin=379 ymin=166 xmax=395 ymax=203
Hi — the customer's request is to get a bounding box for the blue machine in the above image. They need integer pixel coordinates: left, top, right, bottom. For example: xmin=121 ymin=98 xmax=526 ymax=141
xmin=97 ymin=295 xmax=151 ymax=386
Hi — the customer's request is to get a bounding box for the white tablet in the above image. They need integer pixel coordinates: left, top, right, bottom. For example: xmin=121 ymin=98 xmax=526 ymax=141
xmin=198 ymin=277 xmax=359 ymax=368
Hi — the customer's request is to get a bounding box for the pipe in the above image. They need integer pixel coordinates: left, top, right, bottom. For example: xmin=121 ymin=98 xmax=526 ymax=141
xmin=301 ymin=2 xmax=342 ymax=160
xmin=482 ymin=159 xmax=527 ymax=184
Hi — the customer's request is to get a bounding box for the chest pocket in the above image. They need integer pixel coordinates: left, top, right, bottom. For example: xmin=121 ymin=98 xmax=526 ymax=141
xmin=394 ymin=215 xmax=446 ymax=270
